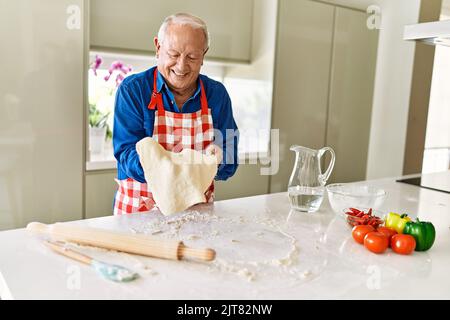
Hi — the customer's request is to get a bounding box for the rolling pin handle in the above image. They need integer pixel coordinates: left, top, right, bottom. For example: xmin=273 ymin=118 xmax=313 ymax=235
xmin=178 ymin=243 xmax=216 ymax=261
xmin=26 ymin=222 xmax=50 ymax=235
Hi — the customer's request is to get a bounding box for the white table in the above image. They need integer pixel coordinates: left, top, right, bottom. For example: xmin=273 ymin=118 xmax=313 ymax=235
xmin=1 ymin=172 xmax=449 ymax=299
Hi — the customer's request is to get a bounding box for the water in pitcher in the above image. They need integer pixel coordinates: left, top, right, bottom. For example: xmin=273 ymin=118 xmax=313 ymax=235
xmin=287 ymin=145 xmax=335 ymax=213
xmin=288 ymin=186 xmax=324 ymax=212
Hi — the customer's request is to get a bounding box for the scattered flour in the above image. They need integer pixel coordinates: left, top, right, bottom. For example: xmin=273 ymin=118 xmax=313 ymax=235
xmin=270 ymin=228 xmax=298 ymax=267
xmin=186 ymin=234 xmax=200 ymax=240
xmin=133 ymin=262 xmax=158 ymax=275
xmin=123 ymin=209 xmax=314 ymax=283
xmin=59 ymin=209 xmax=313 ymax=283
xmin=301 ymin=270 xmax=312 ymax=279
xmin=210 ymin=230 xmax=220 ymax=237
xmin=211 ymin=258 xmax=256 ymax=282
xmin=139 ymin=210 xmax=219 ymax=238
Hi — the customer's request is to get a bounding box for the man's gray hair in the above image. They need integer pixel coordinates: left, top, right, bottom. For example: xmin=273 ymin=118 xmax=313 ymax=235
xmin=157 ymin=13 xmax=210 ymax=50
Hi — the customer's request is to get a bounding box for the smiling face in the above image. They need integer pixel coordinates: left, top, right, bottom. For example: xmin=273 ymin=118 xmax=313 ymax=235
xmin=154 ymin=23 xmax=207 ymax=94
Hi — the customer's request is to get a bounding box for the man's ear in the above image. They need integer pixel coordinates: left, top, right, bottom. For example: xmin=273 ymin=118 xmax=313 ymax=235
xmin=201 ymin=47 xmax=209 ymax=66
xmin=154 ymin=37 xmax=160 ymax=58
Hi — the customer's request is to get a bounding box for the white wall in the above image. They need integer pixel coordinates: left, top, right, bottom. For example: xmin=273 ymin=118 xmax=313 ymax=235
xmin=441 ymin=0 xmax=450 ymax=17
xmin=426 ymin=1 xmax=450 ymax=151
xmin=365 ymin=0 xmax=422 ymax=179
xmin=422 ymin=41 xmax=450 ymax=173
xmin=425 ymin=45 xmax=450 ymax=150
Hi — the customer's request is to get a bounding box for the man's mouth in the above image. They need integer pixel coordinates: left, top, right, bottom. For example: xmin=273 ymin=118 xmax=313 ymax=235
xmin=171 ymin=70 xmax=188 ymax=77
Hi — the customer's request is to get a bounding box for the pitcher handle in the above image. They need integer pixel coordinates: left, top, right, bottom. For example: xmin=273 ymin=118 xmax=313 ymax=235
xmin=318 ymin=147 xmax=335 ymax=186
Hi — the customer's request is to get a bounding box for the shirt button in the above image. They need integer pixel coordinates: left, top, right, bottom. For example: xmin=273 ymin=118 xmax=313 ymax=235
xmin=171 ymin=100 xmax=174 ymax=104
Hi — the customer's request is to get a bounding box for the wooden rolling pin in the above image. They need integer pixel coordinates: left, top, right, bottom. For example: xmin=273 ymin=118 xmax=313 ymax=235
xmin=27 ymin=222 xmax=216 ymax=262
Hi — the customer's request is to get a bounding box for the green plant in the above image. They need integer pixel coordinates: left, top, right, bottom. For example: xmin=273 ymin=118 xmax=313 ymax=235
xmin=89 ymin=103 xmax=112 ymax=140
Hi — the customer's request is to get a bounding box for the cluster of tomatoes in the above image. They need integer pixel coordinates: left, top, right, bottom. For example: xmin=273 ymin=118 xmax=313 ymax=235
xmin=352 ymin=224 xmax=416 ymax=255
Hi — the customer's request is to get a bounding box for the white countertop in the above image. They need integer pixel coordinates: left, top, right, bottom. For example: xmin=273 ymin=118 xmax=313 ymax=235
xmin=1 ymin=172 xmax=449 ymax=300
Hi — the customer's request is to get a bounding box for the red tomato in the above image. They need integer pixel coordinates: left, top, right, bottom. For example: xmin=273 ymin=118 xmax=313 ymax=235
xmin=364 ymin=232 xmax=389 ymax=254
xmin=391 ymin=234 xmax=416 ymax=255
xmin=352 ymin=225 xmax=375 ymax=244
xmin=376 ymin=226 xmax=397 ymax=246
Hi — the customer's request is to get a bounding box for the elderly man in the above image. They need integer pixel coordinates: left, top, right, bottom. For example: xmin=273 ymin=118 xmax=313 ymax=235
xmin=113 ymin=13 xmax=239 ymax=215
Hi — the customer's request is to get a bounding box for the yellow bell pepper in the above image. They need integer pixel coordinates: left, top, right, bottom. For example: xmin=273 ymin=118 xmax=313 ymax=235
xmin=385 ymin=212 xmax=411 ymax=234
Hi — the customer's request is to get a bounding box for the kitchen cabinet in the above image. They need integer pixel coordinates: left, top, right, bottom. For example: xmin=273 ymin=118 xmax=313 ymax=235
xmin=85 ymin=171 xmax=117 ymax=218
xmin=90 ymin=0 xmax=254 ymax=62
xmin=325 ymin=7 xmax=379 ymax=183
xmin=270 ymin=0 xmax=378 ymax=193
xmin=0 ymin=0 xmax=86 ymax=230
xmin=270 ymin=0 xmax=335 ymax=192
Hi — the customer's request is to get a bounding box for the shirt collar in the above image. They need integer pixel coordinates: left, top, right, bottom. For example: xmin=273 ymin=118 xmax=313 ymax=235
xmin=155 ymin=68 xmax=202 ymax=98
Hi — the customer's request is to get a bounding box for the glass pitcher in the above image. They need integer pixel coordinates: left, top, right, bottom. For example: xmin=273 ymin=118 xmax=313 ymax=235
xmin=288 ymin=145 xmax=336 ymax=212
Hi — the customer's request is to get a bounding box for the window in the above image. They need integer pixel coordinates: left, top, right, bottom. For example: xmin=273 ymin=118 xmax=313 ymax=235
xmin=224 ymin=78 xmax=272 ymax=155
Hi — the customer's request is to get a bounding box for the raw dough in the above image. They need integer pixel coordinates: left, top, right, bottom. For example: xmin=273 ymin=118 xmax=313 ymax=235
xmin=136 ymin=137 xmax=218 ymax=216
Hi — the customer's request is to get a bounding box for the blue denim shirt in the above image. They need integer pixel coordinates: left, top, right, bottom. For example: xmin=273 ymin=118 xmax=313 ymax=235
xmin=113 ymin=66 xmax=239 ymax=183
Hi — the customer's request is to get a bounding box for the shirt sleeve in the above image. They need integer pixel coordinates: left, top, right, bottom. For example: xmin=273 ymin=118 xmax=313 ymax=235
xmin=113 ymin=83 xmax=146 ymax=183
xmin=214 ymin=88 xmax=239 ymax=181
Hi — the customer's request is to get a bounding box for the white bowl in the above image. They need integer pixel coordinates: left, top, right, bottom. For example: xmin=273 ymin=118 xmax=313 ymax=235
xmin=326 ymin=183 xmax=386 ymax=215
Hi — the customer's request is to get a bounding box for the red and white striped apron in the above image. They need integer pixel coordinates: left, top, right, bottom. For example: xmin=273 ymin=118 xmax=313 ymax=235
xmin=113 ymin=68 xmax=215 ymax=215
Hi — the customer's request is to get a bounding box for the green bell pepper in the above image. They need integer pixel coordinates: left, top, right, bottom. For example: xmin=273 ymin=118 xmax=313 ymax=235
xmin=403 ymin=219 xmax=436 ymax=251
xmin=385 ymin=212 xmax=411 ymax=234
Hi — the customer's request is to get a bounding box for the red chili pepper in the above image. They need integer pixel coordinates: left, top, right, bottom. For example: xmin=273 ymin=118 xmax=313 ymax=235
xmin=347 ymin=208 xmax=383 ymax=228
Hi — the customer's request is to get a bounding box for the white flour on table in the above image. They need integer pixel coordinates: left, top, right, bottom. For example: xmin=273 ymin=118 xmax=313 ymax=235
xmin=125 ymin=209 xmax=312 ymax=283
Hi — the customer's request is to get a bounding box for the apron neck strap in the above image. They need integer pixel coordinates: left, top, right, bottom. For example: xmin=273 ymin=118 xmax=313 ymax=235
xmin=148 ymin=68 xmax=164 ymax=111
xmin=199 ymin=79 xmax=209 ymax=115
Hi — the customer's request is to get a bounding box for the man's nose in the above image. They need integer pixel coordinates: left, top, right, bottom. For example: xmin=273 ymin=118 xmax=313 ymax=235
xmin=175 ymin=55 xmax=189 ymax=71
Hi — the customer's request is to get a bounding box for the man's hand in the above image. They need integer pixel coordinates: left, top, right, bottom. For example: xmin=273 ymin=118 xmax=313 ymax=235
xmin=205 ymin=144 xmax=223 ymax=165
